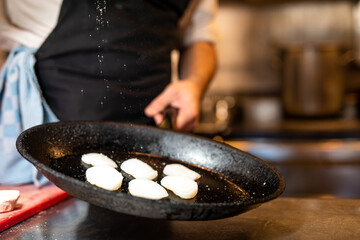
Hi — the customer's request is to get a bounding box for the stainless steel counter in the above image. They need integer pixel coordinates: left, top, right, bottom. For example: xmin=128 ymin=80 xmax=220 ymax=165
xmin=0 ymin=197 xmax=359 ymax=240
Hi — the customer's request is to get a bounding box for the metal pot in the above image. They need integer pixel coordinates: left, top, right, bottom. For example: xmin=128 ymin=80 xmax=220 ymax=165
xmin=279 ymin=44 xmax=349 ymax=117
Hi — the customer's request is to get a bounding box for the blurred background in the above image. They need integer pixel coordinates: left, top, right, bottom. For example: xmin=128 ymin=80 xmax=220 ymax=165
xmin=195 ymin=0 xmax=360 ymax=199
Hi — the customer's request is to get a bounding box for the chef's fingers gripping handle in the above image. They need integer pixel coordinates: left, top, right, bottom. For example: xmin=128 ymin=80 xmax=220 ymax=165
xmin=159 ymin=106 xmax=178 ymax=130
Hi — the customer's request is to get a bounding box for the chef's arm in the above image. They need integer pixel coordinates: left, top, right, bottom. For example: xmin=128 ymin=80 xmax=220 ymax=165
xmin=179 ymin=41 xmax=217 ymax=99
xmin=0 ymin=49 xmax=7 ymax=68
xmin=145 ymin=41 xmax=217 ymax=131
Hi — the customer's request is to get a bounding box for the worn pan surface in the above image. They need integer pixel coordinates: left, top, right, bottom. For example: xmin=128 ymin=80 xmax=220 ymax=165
xmin=16 ymin=121 xmax=285 ymax=220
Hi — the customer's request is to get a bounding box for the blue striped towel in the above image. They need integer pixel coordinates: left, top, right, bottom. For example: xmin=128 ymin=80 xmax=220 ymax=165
xmin=0 ymin=46 xmax=58 ymax=186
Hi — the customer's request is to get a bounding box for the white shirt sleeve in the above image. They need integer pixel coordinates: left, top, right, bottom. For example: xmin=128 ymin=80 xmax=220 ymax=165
xmin=180 ymin=0 xmax=218 ymax=47
xmin=0 ymin=0 xmax=19 ymax=51
xmin=0 ymin=0 xmax=61 ymax=50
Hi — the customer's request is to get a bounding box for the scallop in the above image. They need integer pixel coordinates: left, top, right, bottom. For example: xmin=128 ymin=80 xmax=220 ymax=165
xmin=81 ymin=153 xmax=117 ymax=168
xmin=120 ymin=158 xmax=158 ymax=180
xmin=161 ymin=176 xmax=198 ymax=199
xmin=128 ymin=179 xmax=168 ymax=200
xmin=163 ymin=163 xmax=201 ymax=180
xmin=86 ymin=165 xmax=123 ymax=191
xmin=0 ymin=190 xmax=20 ymax=213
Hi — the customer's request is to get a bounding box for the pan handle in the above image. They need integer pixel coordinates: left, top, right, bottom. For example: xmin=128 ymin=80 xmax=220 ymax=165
xmin=158 ymin=106 xmax=178 ymax=130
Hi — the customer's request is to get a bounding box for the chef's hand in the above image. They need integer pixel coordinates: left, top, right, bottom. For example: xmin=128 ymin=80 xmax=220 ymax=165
xmin=144 ymin=79 xmax=202 ymax=132
xmin=145 ymin=42 xmax=217 ymax=132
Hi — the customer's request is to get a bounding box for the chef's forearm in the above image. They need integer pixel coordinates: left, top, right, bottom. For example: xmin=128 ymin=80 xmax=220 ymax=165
xmin=0 ymin=49 xmax=8 ymax=68
xmin=178 ymin=41 xmax=217 ymax=97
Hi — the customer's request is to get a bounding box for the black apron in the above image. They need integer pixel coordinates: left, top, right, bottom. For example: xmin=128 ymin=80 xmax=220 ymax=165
xmin=35 ymin=0 xmax=190 ymax=125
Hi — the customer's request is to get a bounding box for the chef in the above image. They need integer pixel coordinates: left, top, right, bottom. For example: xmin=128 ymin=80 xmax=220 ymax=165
xmin=0 ymin=0 xmax=217 ymax=184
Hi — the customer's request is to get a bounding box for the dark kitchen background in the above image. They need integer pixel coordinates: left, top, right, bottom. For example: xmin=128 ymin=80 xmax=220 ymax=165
xmin=195 ymin=0 xmax=360 ymax=199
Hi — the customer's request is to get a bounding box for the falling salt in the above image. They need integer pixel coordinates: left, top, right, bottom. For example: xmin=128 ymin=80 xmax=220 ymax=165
xmin=93 ymin=0 xmax=112 ymax=103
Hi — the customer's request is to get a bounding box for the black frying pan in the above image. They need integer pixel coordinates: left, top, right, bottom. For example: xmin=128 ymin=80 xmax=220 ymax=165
xmin=16 ymin=121 xmax=285 ymax=220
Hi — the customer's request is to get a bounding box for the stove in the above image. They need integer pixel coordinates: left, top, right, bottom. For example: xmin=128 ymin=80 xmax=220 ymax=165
xmin=196 ymin=94 xmax=360 ymax=199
